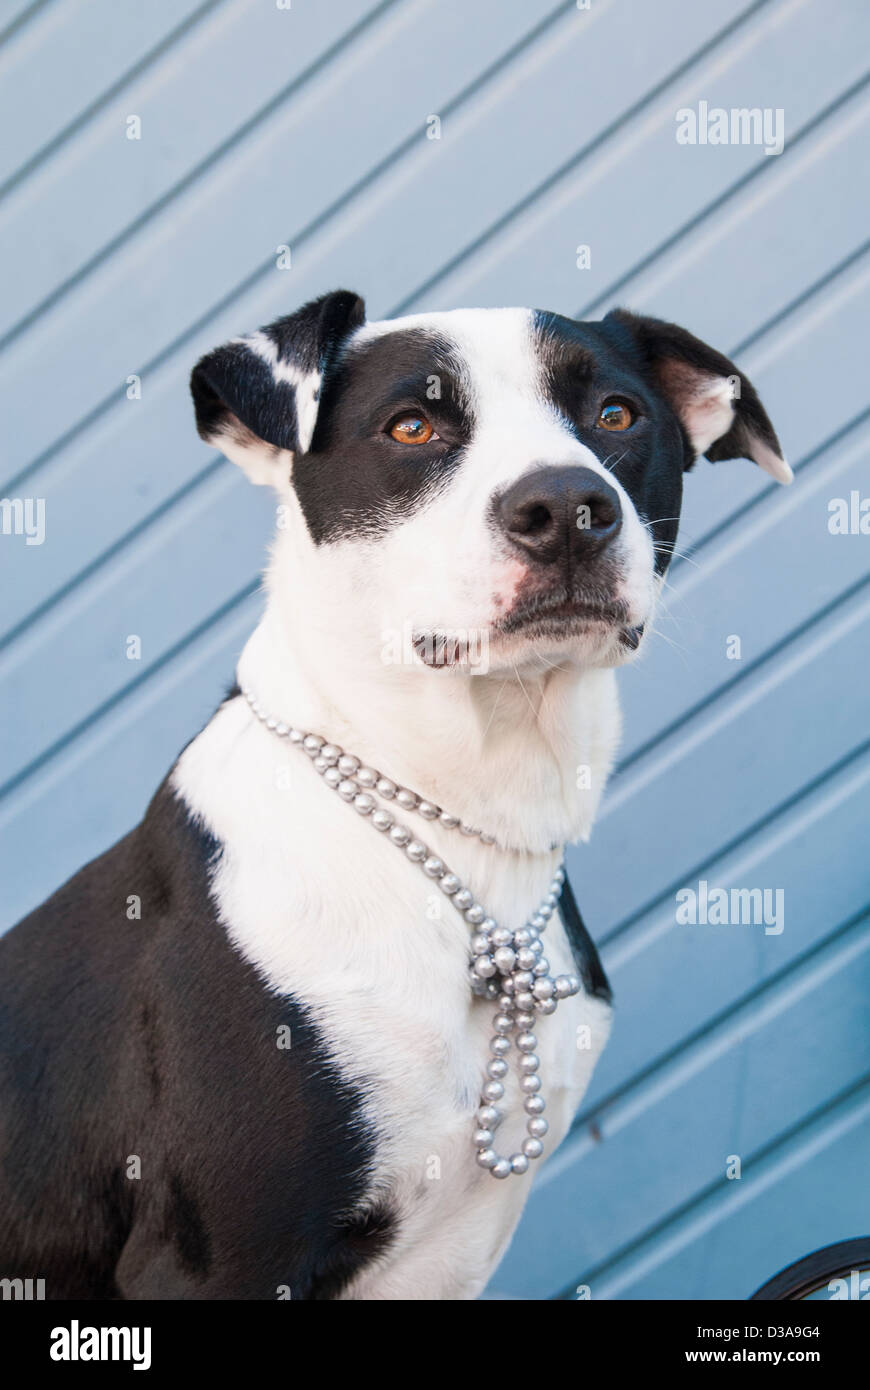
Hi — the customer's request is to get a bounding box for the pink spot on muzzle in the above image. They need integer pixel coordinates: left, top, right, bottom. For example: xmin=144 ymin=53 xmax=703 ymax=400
xmin=491 ymin=559 xmax=529 ymax=614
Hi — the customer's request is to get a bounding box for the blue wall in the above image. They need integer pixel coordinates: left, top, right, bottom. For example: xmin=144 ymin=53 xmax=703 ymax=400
xmin=1 ymin=0 xmax=868 ymax=1299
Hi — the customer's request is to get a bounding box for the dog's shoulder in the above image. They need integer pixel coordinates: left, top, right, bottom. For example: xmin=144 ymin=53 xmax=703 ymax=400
xmin=0 ymin=761 xmax=390 ymax=1298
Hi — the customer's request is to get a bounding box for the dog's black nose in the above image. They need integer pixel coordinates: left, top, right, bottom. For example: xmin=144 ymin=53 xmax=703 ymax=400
xmin=497 ymin=465 xmax=622 ymax=564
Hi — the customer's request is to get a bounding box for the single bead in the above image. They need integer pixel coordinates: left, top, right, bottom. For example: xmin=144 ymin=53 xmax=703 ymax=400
xmin=453 ymin=889 xmax=474 ymax=911
xmin=493 ymin=947 xmax=516 ymax=975
xmin=473 ymin=1128 xmax=494 ymax=1147
xmin=493 ymin=1014 xmax=513 ymax=1034
xmin=517 ymin=1032 xmax=538 ymax=1053
xmin=266 ymin=716 xmax=278 ymax=730
xmin=482 ymin=1080 xmax=504 ymax=1102
xmin=356 ymin=766 xmax=378 ymax=788
xmin=319 ymin=744 xmax=341 ymax=764
xmin=376 ymin=778 xmax=397 ymax=799
xmin=513 ymin=928 xmax=533 ymax=949
xmin=515 ymin=991 xmax=535 ymax=1013
xmin=533 ymin=978 xmax=555 ymax=1001
xmin=312 ymin=755 xmax=329 ymax=773
xmin=480 ymin=918 xmax=498 ymax=934
xmin=353 ymin=793 xmax=375 ymax=815
xmin=439 ymin=874 xmax=460 ymax=896
xmin=337 ymin=779 xmax=358 ymax=801
xmin=465 ymin=905 xmax=486 ymax=926
xmin=490 ymin=1035 xmax=511 ymax=1057
xmin=490 ymin=1158 xmax=512 ymax=1179
xmin=477 ymin=1105 xmax=500 ymax=1129
xmin=530 ymin=913 xmax=547 ymax=931
xmin=389 ymin=825 xmax=411 ymax=847
xmin=527 ymin=1116 xmax=549 ymax=1138
xmin=323 ymin=767 xmax=342 ymax=788
xmin=288 ymin=728 xmax=304 ymax=744
xmin=396 ymin=789 xmax=419 ymax=810
xmin=491 ymin=926 xmax=513 ymax=948
xmin=510 ymin=1153 xmax=530 ymax=1175
xmin=522 ymin=1137 xmax=544 ymax=1160
xmin=514 ymin=971 xmax=534 ymax=989
xmin=439 ymin=812 xmax=460 ymax=829
xmin=337 ymin=754 xmax=359 ymax=776
xmin=487 ymin=1058 xmax=508 ymax=1080
xmin=470 ymin=933 xmax=491 ymax=956
xmin=303 ymin=735 xmax=324 ymax=755
xmin=275 ymin=723 xmax=289 ymax=738
xmin=371 ymin=809 xmax=393 ymax=832
xmin=516 ymin=947 xmax=536 ymax=971
xmin=521 ymin=1074 xmax=542 ymax=1094
xmin=554 ymin=974 xmax=577 ymax=999
xmin=537 ymin=998 xmax=557 ymax=1016
xmin=405 ymin=840 xmax=427 ymax=862
xmin=519 ymin=1053 xmax=540 ymax=1073
xmin=418 ymin=801 xmax=439 ymax=820
xmin=479 ymin=833 xmax=497 ymax=846
xmin=476 ymin=1148 xmax=498 ymax=1170
xmin=473 ymin=955 xmax=496 ymax=979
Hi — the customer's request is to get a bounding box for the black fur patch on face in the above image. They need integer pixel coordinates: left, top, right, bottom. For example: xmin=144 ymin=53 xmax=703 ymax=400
xmin=293 ymin=328 xmax=475 ymax=545
xmin=533 ymin=310 xmax=689 ymax=574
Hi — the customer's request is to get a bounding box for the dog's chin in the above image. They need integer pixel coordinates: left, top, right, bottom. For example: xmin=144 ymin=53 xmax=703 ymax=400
xmin=490 ymin=594 xmax=646 ymax=670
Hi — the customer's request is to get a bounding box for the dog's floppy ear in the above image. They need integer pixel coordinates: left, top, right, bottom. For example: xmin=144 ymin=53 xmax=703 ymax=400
xmin=190 ymin=289 xmax=366 ymax=485
xmin=602 ymin=308 xmax=792 ymax=484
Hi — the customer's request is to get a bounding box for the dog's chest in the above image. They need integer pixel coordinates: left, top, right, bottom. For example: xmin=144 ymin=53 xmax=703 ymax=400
xmin=173 ymin=701 xmax=611 ymax=1298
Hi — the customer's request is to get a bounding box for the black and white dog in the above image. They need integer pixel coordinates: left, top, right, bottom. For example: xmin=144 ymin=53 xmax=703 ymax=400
xmin=0 ymin=292 xmax=790 ymax=1300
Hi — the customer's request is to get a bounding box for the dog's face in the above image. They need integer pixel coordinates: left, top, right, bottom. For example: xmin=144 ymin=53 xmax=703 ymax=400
xmin=192 ymin=291 xmax=790 ymax=675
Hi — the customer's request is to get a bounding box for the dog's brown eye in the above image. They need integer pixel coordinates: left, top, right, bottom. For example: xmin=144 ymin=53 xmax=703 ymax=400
xmin=597 ymin=401 xmax=634 ymax=431
xmin=388 ymin=413 xmax=436 ymax=445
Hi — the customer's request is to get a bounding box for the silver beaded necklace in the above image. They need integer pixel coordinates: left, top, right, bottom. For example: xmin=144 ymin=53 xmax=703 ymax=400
xmin=242 ymin=686 xmax=581 ymax=1180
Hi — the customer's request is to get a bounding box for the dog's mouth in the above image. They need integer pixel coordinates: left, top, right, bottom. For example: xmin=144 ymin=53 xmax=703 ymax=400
xmin=410 ymin=594 xmax=644 ymax=670
xmin=495 ymin=591 xmax=641 ymax=647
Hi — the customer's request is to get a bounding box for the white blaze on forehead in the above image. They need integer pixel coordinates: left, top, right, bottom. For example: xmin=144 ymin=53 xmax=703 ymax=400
xmin=357 ymin=307 xmax=619 ymax=497
xmin=352 ymin=306 xmax=576 ymax=469
xmin=234 ymin=329 xmax=321 ymax=453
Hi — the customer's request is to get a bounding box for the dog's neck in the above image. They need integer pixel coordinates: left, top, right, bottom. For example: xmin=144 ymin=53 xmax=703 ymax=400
xmin=236 ymin=556 xmax=622 ymax=857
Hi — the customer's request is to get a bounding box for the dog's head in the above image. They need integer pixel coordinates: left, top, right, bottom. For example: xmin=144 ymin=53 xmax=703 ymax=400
xmin=191 ymin=291 xmax=789 ymax=675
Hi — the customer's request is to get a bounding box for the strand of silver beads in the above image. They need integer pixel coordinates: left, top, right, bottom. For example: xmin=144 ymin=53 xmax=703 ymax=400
xmin=242 ymin=686 xmax=581 ymax=1179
